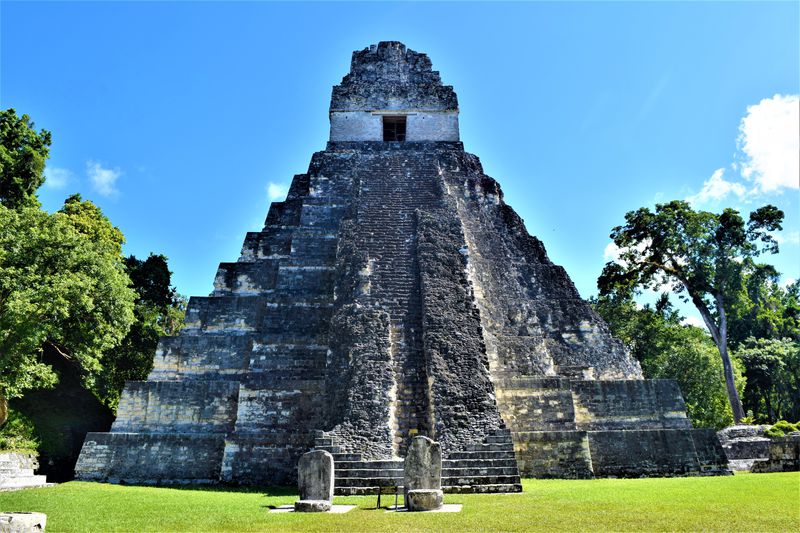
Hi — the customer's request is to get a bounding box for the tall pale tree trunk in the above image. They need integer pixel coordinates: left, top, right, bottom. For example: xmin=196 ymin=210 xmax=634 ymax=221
xmin=695 ymin=293 xmax=745 ymax=424
xmin=714 ymin=294 xmax=745 ymax=423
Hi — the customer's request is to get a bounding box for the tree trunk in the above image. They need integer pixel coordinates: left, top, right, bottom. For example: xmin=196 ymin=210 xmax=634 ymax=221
xmin=0 ymin=393 xmax=7 ymax=426
xmin=715 ymin=294 xmax=745 ymax=424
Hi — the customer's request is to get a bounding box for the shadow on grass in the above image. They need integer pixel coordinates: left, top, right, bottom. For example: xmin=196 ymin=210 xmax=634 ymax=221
xmin=110 ymin=481 xmax=297 ymax=498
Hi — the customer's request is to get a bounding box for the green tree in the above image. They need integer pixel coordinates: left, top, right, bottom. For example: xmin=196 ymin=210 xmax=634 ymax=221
xmin=0 ymin=109 xmax=52 ymax=209
xmin=0 ymin=199 xmax=136 ymax=416
xmin=735 ymin=337 xmax=800 ymax=423
xmin=728 ymin=269 xmax=800 ymax=348
xmin=97 ymin=254 xmax=186 ymax=410
xmin=593 ymin=294 xmax=739 ymax=428
xmin=598 ymin=201 xmax=783 ymax=422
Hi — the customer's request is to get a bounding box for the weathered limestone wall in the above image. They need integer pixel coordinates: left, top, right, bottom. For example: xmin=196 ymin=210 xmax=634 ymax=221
xmin=76 ymin=433 xmax=225 ymax=484
xmin=329 ymin=111 xmax=459 ymax=142
xmin=417 ymin=207 xmax=503 ymax=451
xmin=494 ymin=377 xmax=577 ymax=432
xmin=571 ymin=380 xmax=692 ymax=431
xmin=445 ymin=158 xmax=641 ymax=380
xmin=512 ymin=431 xmax=593 ymax=479
xmin=588 ymin=429 xmax=726 ymax=477
xmin=751 ymin=435 xmax=800 ymax=473
xmin=112 ymin=381 xmax=239 ymax=433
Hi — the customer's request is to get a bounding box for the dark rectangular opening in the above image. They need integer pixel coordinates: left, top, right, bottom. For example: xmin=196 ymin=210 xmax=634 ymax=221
xmin=383 ymin=116 xmax=407 ymax=142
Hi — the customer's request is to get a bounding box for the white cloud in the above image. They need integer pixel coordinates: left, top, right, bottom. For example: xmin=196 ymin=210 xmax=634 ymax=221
xmin=681 ymin=315 xmax=706 ymax=329
xmin=86 ymin=160 xmax=121 ymax=197
xmin=771 ymin=230 xmax=800 ymax=246
xmin=44 ymin=166 xmax=72 ymax=189
xmin=686 ymin=168 xmax=746 ymax=206
xmin=603 ymin=241 xmax=621 ymax=262
xmin=737 ymin=94 xmax=799 ymax=193
xmin=780 ymin=277 xmax=796 ymax=289
xmin=267 ymin=182 xmax=289 ymax=201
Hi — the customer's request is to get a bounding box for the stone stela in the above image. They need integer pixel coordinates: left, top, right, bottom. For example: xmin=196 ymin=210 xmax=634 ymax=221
xmin=294 ymin=450 xmax=334 ymax=512
xmin=404 ymin=436 xmax=444 ymax=511
xmin=75 ymin=41 xmax=730 ymax=492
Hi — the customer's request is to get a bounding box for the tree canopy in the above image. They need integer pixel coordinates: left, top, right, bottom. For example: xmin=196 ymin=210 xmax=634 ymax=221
xmin=598 ymin=200 xmax=784 ymax=422
xmin=0 ymin=200 xmax=136 ymax=401
xmin=0 ymin=109 xmax=51 ymax=209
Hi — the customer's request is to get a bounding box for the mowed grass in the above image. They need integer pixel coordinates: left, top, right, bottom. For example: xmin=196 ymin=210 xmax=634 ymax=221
xmin=1 ymin=473 xmax=798 ymax=532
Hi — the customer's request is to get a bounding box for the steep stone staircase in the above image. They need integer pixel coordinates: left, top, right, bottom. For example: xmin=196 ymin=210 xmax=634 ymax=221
xmin=313 ymin=428 xmax=522 ymax=495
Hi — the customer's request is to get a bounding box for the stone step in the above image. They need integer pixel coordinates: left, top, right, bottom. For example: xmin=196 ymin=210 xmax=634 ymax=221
xmin=443 ymin=459 xmax=519 ymax=469
xmin=336 ymin=460 xmax=404 ymax=470
xmin=0 ymin=469 xmax=34 ymax=476
xmin=442 ymin=475 xmax=521 ymax=486
xmin=331 ymin=453 xmax=364 ymax=462
xmin=442 ymin=466 xmax=520 ymax=477
xmin=444 ymin=483 xmax=523 ymax=494
xmin=0 ymin=475 xmax=49 ymax=490
xmin=463 ymin=443 xmax=515 ymax=452
xmin=445 ymin=450 xmax=517 ymax=460
xmin=334 ymin=483 xmax=522 ymax=496
xmin=332 ymin=476 xmax=403 ymax=488
xmin=335 ymin=468 xmax=404 ymax=479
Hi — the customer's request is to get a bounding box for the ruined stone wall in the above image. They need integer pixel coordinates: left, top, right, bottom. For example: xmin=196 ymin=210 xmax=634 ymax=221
xmin=443 ymin=157 xmax=641 ymax=381
xmin=417 ymin=207 xmax=503 ymax=451
xmin=571 ymin=380 xmax=692 ymax=430
xmin=329 ymin=111 xmax=459 ymax=142
xmin=330 ymin=42 xmax=457 ymax=112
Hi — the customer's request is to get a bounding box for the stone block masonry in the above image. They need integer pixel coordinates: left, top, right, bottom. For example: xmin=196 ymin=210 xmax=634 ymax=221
xmin=76 ymin=41 xmax=728 ymax=488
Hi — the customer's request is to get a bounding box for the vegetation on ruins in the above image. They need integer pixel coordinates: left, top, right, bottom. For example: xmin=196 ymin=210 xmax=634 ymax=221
xmin=598 ymin=200 xmax=785 ymax=423
xmin=0 ymin=109 xmax=184 ymax=458
xmin=0 ymin=474 xmax=797 ymax=532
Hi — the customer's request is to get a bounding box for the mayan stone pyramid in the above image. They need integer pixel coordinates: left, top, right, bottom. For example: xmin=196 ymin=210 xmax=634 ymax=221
xmin=76 ymin=42 xmax=729 ymax=492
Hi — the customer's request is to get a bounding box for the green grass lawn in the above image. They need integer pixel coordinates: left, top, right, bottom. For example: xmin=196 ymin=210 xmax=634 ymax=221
xmin=1 ymin=473 xmax=798 ymax=532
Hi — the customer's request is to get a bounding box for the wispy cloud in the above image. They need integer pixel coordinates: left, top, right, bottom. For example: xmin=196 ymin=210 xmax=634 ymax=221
xmin=686 ymin=168 xmax=746 ymax=207
xmin=267 ymin=182 xmax=289 ymax=201
xmin=86 ymin=160 xmax=121 ymax=197
xmin=44 ymin=166 xmax=72 ymax=189
xmin=771 ymin=230 xmax=800 ymax=246
xmin=737 ymin=94 xmax=799 ymax=193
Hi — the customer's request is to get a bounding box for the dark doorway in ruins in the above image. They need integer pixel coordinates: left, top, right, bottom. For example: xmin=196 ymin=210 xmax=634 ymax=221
xmin=383 ymin=116 xmax=406 ymax=141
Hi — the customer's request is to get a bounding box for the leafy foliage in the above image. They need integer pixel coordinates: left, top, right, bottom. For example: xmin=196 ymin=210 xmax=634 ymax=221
xmin=97 ymin=254 xmax=186 ymax=410
xmin=728 ymin=273 xmax=800 ymax=348
xmin=736 ymin=338 xmax=800 ymax=423
xmin=598 ymin=200 xmax=784 ymax=422
xmin=0 ymin=200 xmax=136 ymax=401
xmin=592 ymin=294 xmax=739 ymax=428
xmin=0 ymin=409 xmax=39 ymax=452
xmin=0 ymin=109 xmax=51 ymax=209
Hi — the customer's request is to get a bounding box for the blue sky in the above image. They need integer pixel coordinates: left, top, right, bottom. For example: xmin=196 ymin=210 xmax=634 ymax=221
xmin=2 ymin=1 xmax=798 ymax=325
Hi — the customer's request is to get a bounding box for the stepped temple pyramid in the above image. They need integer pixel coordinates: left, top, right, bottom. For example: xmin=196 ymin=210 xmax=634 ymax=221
xmin=77 ymin=42 xmax=729 ymax=491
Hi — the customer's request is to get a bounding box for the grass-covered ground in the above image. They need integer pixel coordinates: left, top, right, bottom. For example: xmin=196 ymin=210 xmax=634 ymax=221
xmin=1 ymin=473 xmax=797 ymax=532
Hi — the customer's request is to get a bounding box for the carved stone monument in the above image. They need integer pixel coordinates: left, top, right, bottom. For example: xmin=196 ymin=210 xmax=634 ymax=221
xmin=294 ymin=450 xmax=334 ymax=512
xmin=404 ymin=436 xmax=443 ymax=511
